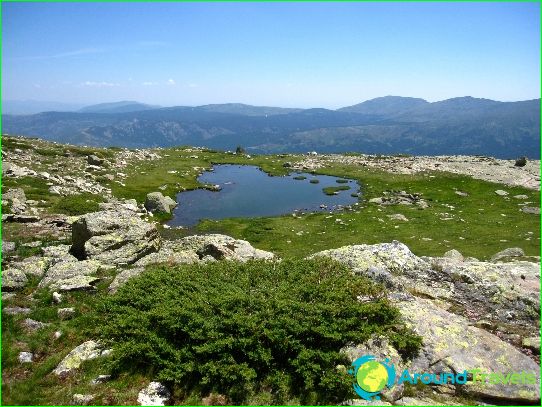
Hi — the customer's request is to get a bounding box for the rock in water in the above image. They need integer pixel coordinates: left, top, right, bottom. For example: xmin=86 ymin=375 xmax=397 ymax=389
xmin=515 ymin=156 xmax=527 ymax=167
xmin=144 ymin=192 xmax=177 ymax=214
xmin=71 ymin=210 xmax=160 ymax=265
xmin=137 ymin=382 xmax=171 ymax=406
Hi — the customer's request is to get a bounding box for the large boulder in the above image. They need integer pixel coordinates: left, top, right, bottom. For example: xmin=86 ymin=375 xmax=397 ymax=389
xmin=137 ymin=382 xmax=171 ymax=406
xmin=144 ymin=192 xmax=177 ymax=214
xmin=71 ymin=210 xmax=160 ymax=265
xmin=398 ymin=296 xmax=540 ymax=403
xmin=87 ymin=155 xmax=104 ymax=166
xmin=38 ymin=260 xmax=101 ymax=291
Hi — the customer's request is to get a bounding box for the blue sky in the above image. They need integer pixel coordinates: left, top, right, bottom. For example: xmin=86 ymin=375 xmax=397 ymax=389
xmin=2 ymin=1 xmax=540 ymax=108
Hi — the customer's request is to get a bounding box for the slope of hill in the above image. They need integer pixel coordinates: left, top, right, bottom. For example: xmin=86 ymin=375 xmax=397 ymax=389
xmin=2 ymin=97 xmax=539 ymax=158
xmin=78 ymin=101 xmax=161 ymax=114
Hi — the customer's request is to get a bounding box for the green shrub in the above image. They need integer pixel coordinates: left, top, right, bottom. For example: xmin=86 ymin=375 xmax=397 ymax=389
xmin=293 ymin=176 xmax=307 ymax=181
xmin=50 ymin=193 xmax=105 ymax=215
xmin=309 ymin=179 xmax=320 ymax=184
xmin=336 ymin=179 xmax=349 ymax=184
xmin=99 ymin=258 xmax=420 ymax=404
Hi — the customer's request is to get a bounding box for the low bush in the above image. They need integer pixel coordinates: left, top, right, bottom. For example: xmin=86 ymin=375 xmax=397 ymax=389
xmin=322 ymin=186 xmax=351 ymax=195
xmin=99 ymin=258 xmax=420 ymax=404
xmin=50 ymin=193 xmax=105 ymax=215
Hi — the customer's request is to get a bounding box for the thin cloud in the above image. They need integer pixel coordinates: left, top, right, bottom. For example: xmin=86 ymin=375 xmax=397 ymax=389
xmin=142 ymin=81 xmax=158 ymax=86
xmin=167 ymin=79 xmax=176 ymax=86
xmin=9 ymin=47 xmax=105 ymax=61
xmin=82 ymin=81 xmax=120 ymax=87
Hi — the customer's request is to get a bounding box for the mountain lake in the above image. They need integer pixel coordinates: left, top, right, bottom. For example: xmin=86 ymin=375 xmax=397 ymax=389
xmin=168 ymin=164 xmax=360 ymax=227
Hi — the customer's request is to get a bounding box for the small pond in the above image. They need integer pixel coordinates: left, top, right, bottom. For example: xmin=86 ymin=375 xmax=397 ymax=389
xmin=168 ymin=164 xmax=360 ymax=227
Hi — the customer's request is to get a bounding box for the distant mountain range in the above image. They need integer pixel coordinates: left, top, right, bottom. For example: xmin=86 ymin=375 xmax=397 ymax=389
xmin=2 ymin=96 xmax=540 ymax=158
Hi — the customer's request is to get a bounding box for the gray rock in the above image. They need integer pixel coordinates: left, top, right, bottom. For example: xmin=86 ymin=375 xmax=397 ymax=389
xmin=490 ymin=247 xmax=525 ymax=262
xmin=58 ymin=307 xmax=76 ymax=320
xmin=368 ymin=197 xmax=383 ymax=204
xmin=2 ymin=268 xmax=28 ymax=291
xmin=71 ymin=210 xmax=160 ymax=265
xmin=454 ymin=190 xmax=469 ymax=197
xmin=514 ymin=194 xmax=529 ymax=199
xmin=53 ymin=340 xmax=105 ymax=377
xmin=137 ymin=382 xmax=171 ymax=406
xmin=18 ymin=351 xmax=33 ymax=363
xmin=522 ymin=206 xmax=540 ymax=215
xmin=22 ymin=318 xmax=49 ymax=331
xmin=179 ymin=234 xmax=275 ymax=262
xmin=39 ymin=260 xmax=101 ymax=290
xmin=3 ymin=306 xmax=31 ymax=315
xmin=443 ymin=249 xmax=464 ymax=262
xmin=87 ymin=155 xmax=104 ymax=166
xmin=42 ymin=244 xmax=78 ymax=263
xmin=144 ymin=192 xmax=176 ymax=214
xmin=2 ymin=214 xmax=39 ymax=223
xmin=495 ymin=189 xmax=509 ymax=196
xmin=2 ymin=240 xmax=16 ymax=254
xmin=71 ymin=394 xmax=95 ymax=406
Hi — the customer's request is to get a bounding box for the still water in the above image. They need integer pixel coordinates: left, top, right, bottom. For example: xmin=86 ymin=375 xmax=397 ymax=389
xmin=168 ymin=165 xmax=359 ymax=226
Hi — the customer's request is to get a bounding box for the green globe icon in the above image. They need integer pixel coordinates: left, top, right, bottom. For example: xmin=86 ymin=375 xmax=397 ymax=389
xmin=356 ymin=360 xmax=389 ymax=393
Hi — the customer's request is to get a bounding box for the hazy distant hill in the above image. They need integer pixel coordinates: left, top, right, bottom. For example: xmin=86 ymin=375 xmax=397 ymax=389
xmin=78 ymin=101 xmax=161 ymax=114
xmin=2 ymin=97 xmax=539 ymax=158
xmin=2 ymin=100 xmax=84 ymax=115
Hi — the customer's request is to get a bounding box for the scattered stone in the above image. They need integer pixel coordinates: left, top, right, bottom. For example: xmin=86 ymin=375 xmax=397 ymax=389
xmin=58 ymin=307 xmax=76 ymax=320
xmin=2 ymin=188 xmax=27 ymax=204
xmin=521 ymin=206 xmax=540 ymax=215
xmin=2 ymin=268 xmax=28 ymax=291
xmin=18 ymin=351 xmax=33 ymax=363
xmin=90 ymin=374 xmax=112 ymax=385
xmin=71 ymin=394 xmax=95 ymax=405
xmin=87 ymin=155 xmax=104 ymax=166
xmin=368 ymin=197 xmax=383 ymax=204
xmin=53 ymin=340 xmax=105 ymax=377
xmin=3 ymin=306 xmax=31 ymax=315
xmin=144 ymin=192 xmax=177 ymax=214
xmin=490 ymin=247 xmax=525 ymax=262
xmin=495 ymin=189 xmax=509 ymax=196
xmin=53 ymin=291 xmax=63 ymax=304
xmin=454 ymin=190 xmax=469 ymax=197
xmin=387 ymin=214 xmax=408 ymax=222
xmin=137 ymin=382 xmax=171 ymax=406
xmin=54 ymin=331 xmax=62 ymax=339
xmin=515 ymin=156 xmax=527 ymax=167
xmin=514 ymin=194 xmax=529 ymax=199
xmin=22 ymin=318 xmax=49 ymax=331
xmin=71 ymin=210 xmax=160 ymax=265
xmin=2 ymin=240 xmax=16 ymax=254
xmin=522 ymin=337 xmax=540 ymax=354
xmin=12 ymin=256 xmax=51 ymax=277
xmin=443 ymin=249 xmax=464 ymax=262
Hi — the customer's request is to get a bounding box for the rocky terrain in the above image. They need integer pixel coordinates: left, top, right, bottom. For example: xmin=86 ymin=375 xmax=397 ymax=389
xmin=1 ymin=135 xmax=540 ymax=406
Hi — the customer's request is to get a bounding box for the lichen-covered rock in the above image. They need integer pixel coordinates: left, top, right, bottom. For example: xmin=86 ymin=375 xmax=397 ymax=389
xmin=522 ymin=337 xmax=541 ymax=354
xmin=134 ymin=240 xmax=199 ymax=268
xmin=87 ymin=155 xmax=104 ymax=166
xmin=144 ymin=192 xmax=177 ymax=214
xmin=2 ymin=268 xmax=28 ymax=291
xmin=397 ymin=296 xmax=540 ymax=403
xmin=2 ymin=240 xmax=16 ymax=254
xmin=22 ymin=318 xmax=49 ymax=331
xmin=38 ymin=260 xmax=101 ymax=290
xmin=2 ymin=188 xmax=27 ymax=204
xmin=12 ymin=256 xmax=52 ymax=277
xmin=53 ymin=340 xmax=107 ymax=377
xmin=312 ymin=241 xmax=428 ymax=275
xmin=71 ymin=394 xmax=95 ymax=406
xmin=443 ymin=249 xmax=464 ymax=262
xmin=18 ymin=351 xmax=33 ymax=364
xmin=71 ymin=210 xmax=160 ymax=265
xmin=42 ymin=244 xmax=78 ymax=264
xmin=137 ymin=382 xmax=171 ymax=406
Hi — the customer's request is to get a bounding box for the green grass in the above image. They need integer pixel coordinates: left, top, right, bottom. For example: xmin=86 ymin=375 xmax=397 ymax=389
xmin=49 ymin=193 xmax=105 ymax=215
xmin=322 ymin=185 xmax=351 ymax=195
